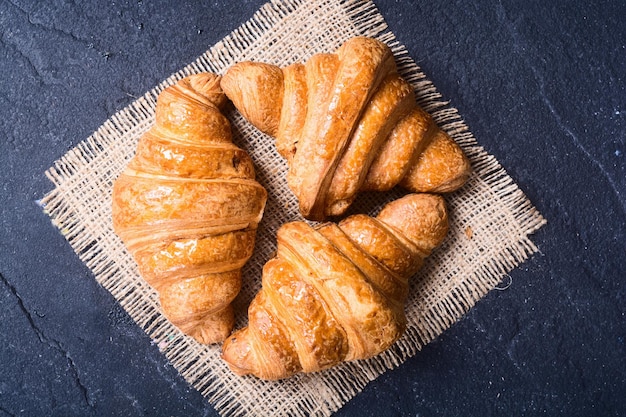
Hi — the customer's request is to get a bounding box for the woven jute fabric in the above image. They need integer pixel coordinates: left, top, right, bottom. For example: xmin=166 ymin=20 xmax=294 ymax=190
xmin=41 ymin=0 xmax=546 ymax=415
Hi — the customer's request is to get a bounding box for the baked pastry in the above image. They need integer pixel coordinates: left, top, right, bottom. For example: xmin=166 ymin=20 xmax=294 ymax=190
xmin=221 ymin=193 xmax=448 ymax=379
xmin=111 ymin=73 xmax=267 ymax=344
xmin=221 ymin=36 xmax=470 ymax=221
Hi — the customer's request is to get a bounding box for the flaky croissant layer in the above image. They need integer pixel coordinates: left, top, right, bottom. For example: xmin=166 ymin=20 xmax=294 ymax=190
xmin=221 ymin=193 xmax=449 ymax=380
xmin=112 ymin=73 xmax=267 ymax=344
xmin=221 ymin=36 xmax=471 ymax=221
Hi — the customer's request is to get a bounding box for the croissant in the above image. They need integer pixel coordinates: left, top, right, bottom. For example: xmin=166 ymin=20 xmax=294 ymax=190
xmin=221 ymin=36 xmax=471 ymax=221
xmin=221 ymin=193 xmax=449 ymax=380
xmin=111 ymin=74 xmax=267 ymax=344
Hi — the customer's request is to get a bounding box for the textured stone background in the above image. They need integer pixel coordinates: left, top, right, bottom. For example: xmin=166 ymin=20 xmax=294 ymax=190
xmin=1 ymin=0 xmax=624 ymax=415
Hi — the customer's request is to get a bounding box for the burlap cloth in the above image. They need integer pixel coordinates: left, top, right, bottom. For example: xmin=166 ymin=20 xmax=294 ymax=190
xmin=41 ymin=0 xmax=546 ymax=415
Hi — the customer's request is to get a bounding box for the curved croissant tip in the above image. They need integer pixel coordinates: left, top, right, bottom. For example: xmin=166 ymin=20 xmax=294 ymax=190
xmin=220 ymin=61 xmax=284 ymax=136
xmin=221 ymin=329 xmax=255 ymax=376
xmin=188 ymin=326 xmax=230 ymax=345
xmin=163 ymin=303 xmax=236 ymax=345
xmin=169 ymin=317 xmax=232 ymax=345
xmin=179 ymin=73 xmax=227 ymax=109
xmin=377 ymin=193 xmax=449 ymax=249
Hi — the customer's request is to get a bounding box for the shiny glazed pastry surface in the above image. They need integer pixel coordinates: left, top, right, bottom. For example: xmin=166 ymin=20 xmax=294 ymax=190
xmin=112 ymin=73 xmax=267 ymax=344
xmin=221 ymin=193 xmax=449 ymax=380
xmin=221 ymin=36 xmax=471 ymax=221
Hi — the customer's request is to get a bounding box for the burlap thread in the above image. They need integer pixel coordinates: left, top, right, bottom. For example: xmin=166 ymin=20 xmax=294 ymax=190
xmin=41 ymin=0 xmax=546 ymax=415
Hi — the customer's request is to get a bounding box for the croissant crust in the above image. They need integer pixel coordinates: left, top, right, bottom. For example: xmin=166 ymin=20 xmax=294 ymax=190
xmin=112 ymin=73 xmax=267 ymax=344
xmin=221 ymin=193 xmax=449 ymax=380
xmin=221 ymin=36 xmax=471 ymax=220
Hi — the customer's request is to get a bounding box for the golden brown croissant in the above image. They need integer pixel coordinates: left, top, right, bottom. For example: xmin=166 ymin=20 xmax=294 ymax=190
xmin=221 ymin=193 xmax=448 ymax=380
xmin=221 ymin=36 xmax=471 ymax=221
xmin=111 ymin=73 xmax=267 ymax=344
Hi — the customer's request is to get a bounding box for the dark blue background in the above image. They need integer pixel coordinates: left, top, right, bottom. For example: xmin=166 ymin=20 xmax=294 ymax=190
xmin=1 ymin=1 xmax=624 ymax=416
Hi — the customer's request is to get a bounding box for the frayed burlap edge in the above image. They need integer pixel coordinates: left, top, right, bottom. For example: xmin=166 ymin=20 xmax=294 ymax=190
xmin=41 ymin=0 xmax=546 ymax=416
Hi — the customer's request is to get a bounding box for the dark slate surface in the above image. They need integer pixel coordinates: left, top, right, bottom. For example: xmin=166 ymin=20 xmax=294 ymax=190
xmin=1 ymin=0 xmax=624 ymax=416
